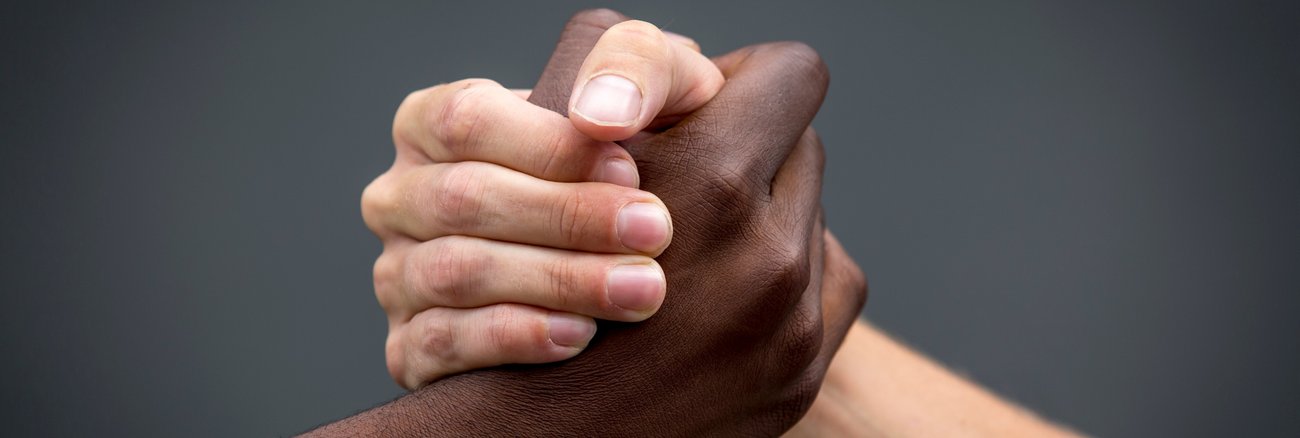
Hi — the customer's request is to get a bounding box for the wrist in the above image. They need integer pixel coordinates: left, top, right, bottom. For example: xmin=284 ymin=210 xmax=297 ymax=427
xmin=785 ymin=321 xmax=874 ymax=437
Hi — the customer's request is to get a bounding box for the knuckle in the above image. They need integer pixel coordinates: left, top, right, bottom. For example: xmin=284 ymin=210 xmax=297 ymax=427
xmin=781 ymin=369 xmax=829 ymax=426
xmin=414 ymin=236 xmax=487 ymax=306
xmin=767 ymin=41 xmax=828 ymax=85
xmin=607 ymin=20 xmax=665 ymax=46
xmin=485 ymin=304 xmax=538 ymax=352
xmin=764 ymin=303 xmax=822 ymax=387
xmin=542 ymin=256 xmax=585 ymax=309
xmin=360 ymin=171 xmax=398 ymax=234
xmin=601 ymin=21 xmax=670 ymax=64
xmin=373 ymin=251 xmax=404 ymax=314
xmin=430 ymin=163 xmax=489 ymax=233
xmin=418 ymin=310 xmax=460 ymax=369
xmin=783 ymin=305 xmax=823 ymax=363
xmin=431 ymin=79 xmax=496 ymax=154
xmin=392 ymin=89 xmax=427 ymax=148
xmin=763 ymin=239 xmax=812 ymax=295
xmin=702 ymin=164 xmax=762 ymax=210
xmin=552 ymin=189 xmax=599 ymax=247
xmin=678 ymin=65 xmax=726 ymax=109
xmin=384 ymin=332 xmax=408 ymax=386
xmin=530 ymin=131 xmax=571 ymax=180
xmin=770 ymin=41 xmax=821 ymax=63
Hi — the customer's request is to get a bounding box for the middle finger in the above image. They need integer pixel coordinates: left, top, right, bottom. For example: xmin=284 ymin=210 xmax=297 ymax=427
xmin=370 ymin=161 xmax=672 ymax=255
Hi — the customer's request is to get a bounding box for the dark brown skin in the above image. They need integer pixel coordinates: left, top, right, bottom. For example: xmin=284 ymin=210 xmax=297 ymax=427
xmin=307 ymin=9 xmax=867 ymax=437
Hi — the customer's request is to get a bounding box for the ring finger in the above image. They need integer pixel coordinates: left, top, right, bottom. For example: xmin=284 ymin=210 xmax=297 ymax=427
xmin=376 ymin=235 xmax=667 ymax=324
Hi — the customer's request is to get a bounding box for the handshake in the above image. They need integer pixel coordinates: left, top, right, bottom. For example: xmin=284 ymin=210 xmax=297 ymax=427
xmin=310 ymin=9 xmax=1072 ymax=437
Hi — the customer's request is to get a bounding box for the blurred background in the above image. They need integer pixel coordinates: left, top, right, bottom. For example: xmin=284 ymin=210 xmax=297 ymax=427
xmin=3 ymin=1 xmax=1297 ymax=436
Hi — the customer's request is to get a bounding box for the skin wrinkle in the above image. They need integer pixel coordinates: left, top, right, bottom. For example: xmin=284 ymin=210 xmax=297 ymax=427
xmin=534 ymin=125 xmax=568 ymax=180
xmin=436 ymin=81 xmax=493 ymax=157
xmin=575 ymin=193 xmax=600 ymax=248
xmin=427 ymin=244 xmax=458 ymax=309
xmin=554 ymin=187 xmax=576 ymax=247
xmin=546 ymin=256 xmax=576 ymax=310
xmin=391 ymin=91 xmax=433 ymax=167
xmin=308 ymin=9 xmax=863 ymax=436
xmin=371 ymin=250 xmax=401 ymax=317
xmin=483 ymin=305 xmax=514 ymax=359
xmin=431 ymin=164 xmax=481 ymax=236
xmin=429 ymin=309 xmax=461 ymax=373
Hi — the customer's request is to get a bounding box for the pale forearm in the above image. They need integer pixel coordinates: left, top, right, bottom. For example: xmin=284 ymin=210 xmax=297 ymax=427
xmin=789 ymin=321 xmax=1081 ymax=437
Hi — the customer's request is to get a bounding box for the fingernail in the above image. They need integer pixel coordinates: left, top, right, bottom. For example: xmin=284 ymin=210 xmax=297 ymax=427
xmin=595 ymin=157 xmax=639 ymax=188
xmin=616 ymin=202 xmax=670 ymax=253
xmin=547 ymin=313 xmax=596 ymax=348
xmin=574 ymin=74 xmax=641 ymax=126
xmin=606 ymin=264 xmax=666 ymax=313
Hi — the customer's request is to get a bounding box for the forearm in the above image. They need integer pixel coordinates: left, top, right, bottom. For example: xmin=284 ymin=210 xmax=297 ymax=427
xmin=788 ymin=321 xmax=1081 ymax=437
xmin=303 ymin=365 xmax=630 ymax=437
xmin=302 ymin=371 xmax=534 ymax=437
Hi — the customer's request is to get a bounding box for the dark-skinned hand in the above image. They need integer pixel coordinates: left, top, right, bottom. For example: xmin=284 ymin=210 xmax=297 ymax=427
xmin=308 ymin=9 xmax=867 ymax=436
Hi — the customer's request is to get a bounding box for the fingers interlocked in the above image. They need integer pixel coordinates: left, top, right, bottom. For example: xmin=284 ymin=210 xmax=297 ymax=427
xmin=363 ymin=20 xmax=722 ymax=389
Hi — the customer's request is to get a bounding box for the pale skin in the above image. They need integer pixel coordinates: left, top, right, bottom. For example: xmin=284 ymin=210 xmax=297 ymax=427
xmin=361 ymin=19 xmax=1081 ymax=436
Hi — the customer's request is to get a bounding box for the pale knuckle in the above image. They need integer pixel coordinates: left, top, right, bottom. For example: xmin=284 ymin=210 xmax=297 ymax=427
xmin=430 ymin=163 xmax=488 ymax=232
xmin=609 ymin=19 xmax=659 ymax=35
xmin=360 ymin=172 xmax=398 ymax=233
xmin=606 ymin=20 xmax=666 ymax=50
xmin=416 ymin=237 xmax=486 ymax=306
xmin=372 ymin=252 xmax=403 ymax=313
xmin=486 ymin=305 xmax=538 ymax=352
xmin=384 ymin=332 xmax=407 ymax=385
xmin=392 ymin=89 xmax=427 ymax=147
xmin=433 ymin=86 xmax=486 ymax=153
xmin=418 ymin=310 xmax=460 ymax=366
xmin=678 ymin=66 xmax=726 ymax=108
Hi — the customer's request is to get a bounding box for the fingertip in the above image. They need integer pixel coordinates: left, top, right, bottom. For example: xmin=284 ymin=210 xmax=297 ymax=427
xmin=592 ymin=156 xmax=641 ymax=188
xmin=605 ymin=262 xmax=667 ymax=321
xmin=568 ymin=20 xmax=680 ymax=141
xmin=570 ymin=73 xmax=645 ymax=141
xmin=547 ymin=312 xmax=597 ymax=350
xmin=616 ymin=201 xmax=673 ymax=255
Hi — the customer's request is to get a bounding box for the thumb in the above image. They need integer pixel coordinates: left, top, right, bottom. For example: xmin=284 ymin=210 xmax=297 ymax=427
xmin=566 ymin=20 xmax=724 ymax=141
xmin=527 ymin=9 xmax=628 ymax=115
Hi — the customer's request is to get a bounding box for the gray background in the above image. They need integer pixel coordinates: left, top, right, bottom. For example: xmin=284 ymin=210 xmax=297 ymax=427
xmin=2 ymin=0 xmax=1297 ymax=436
